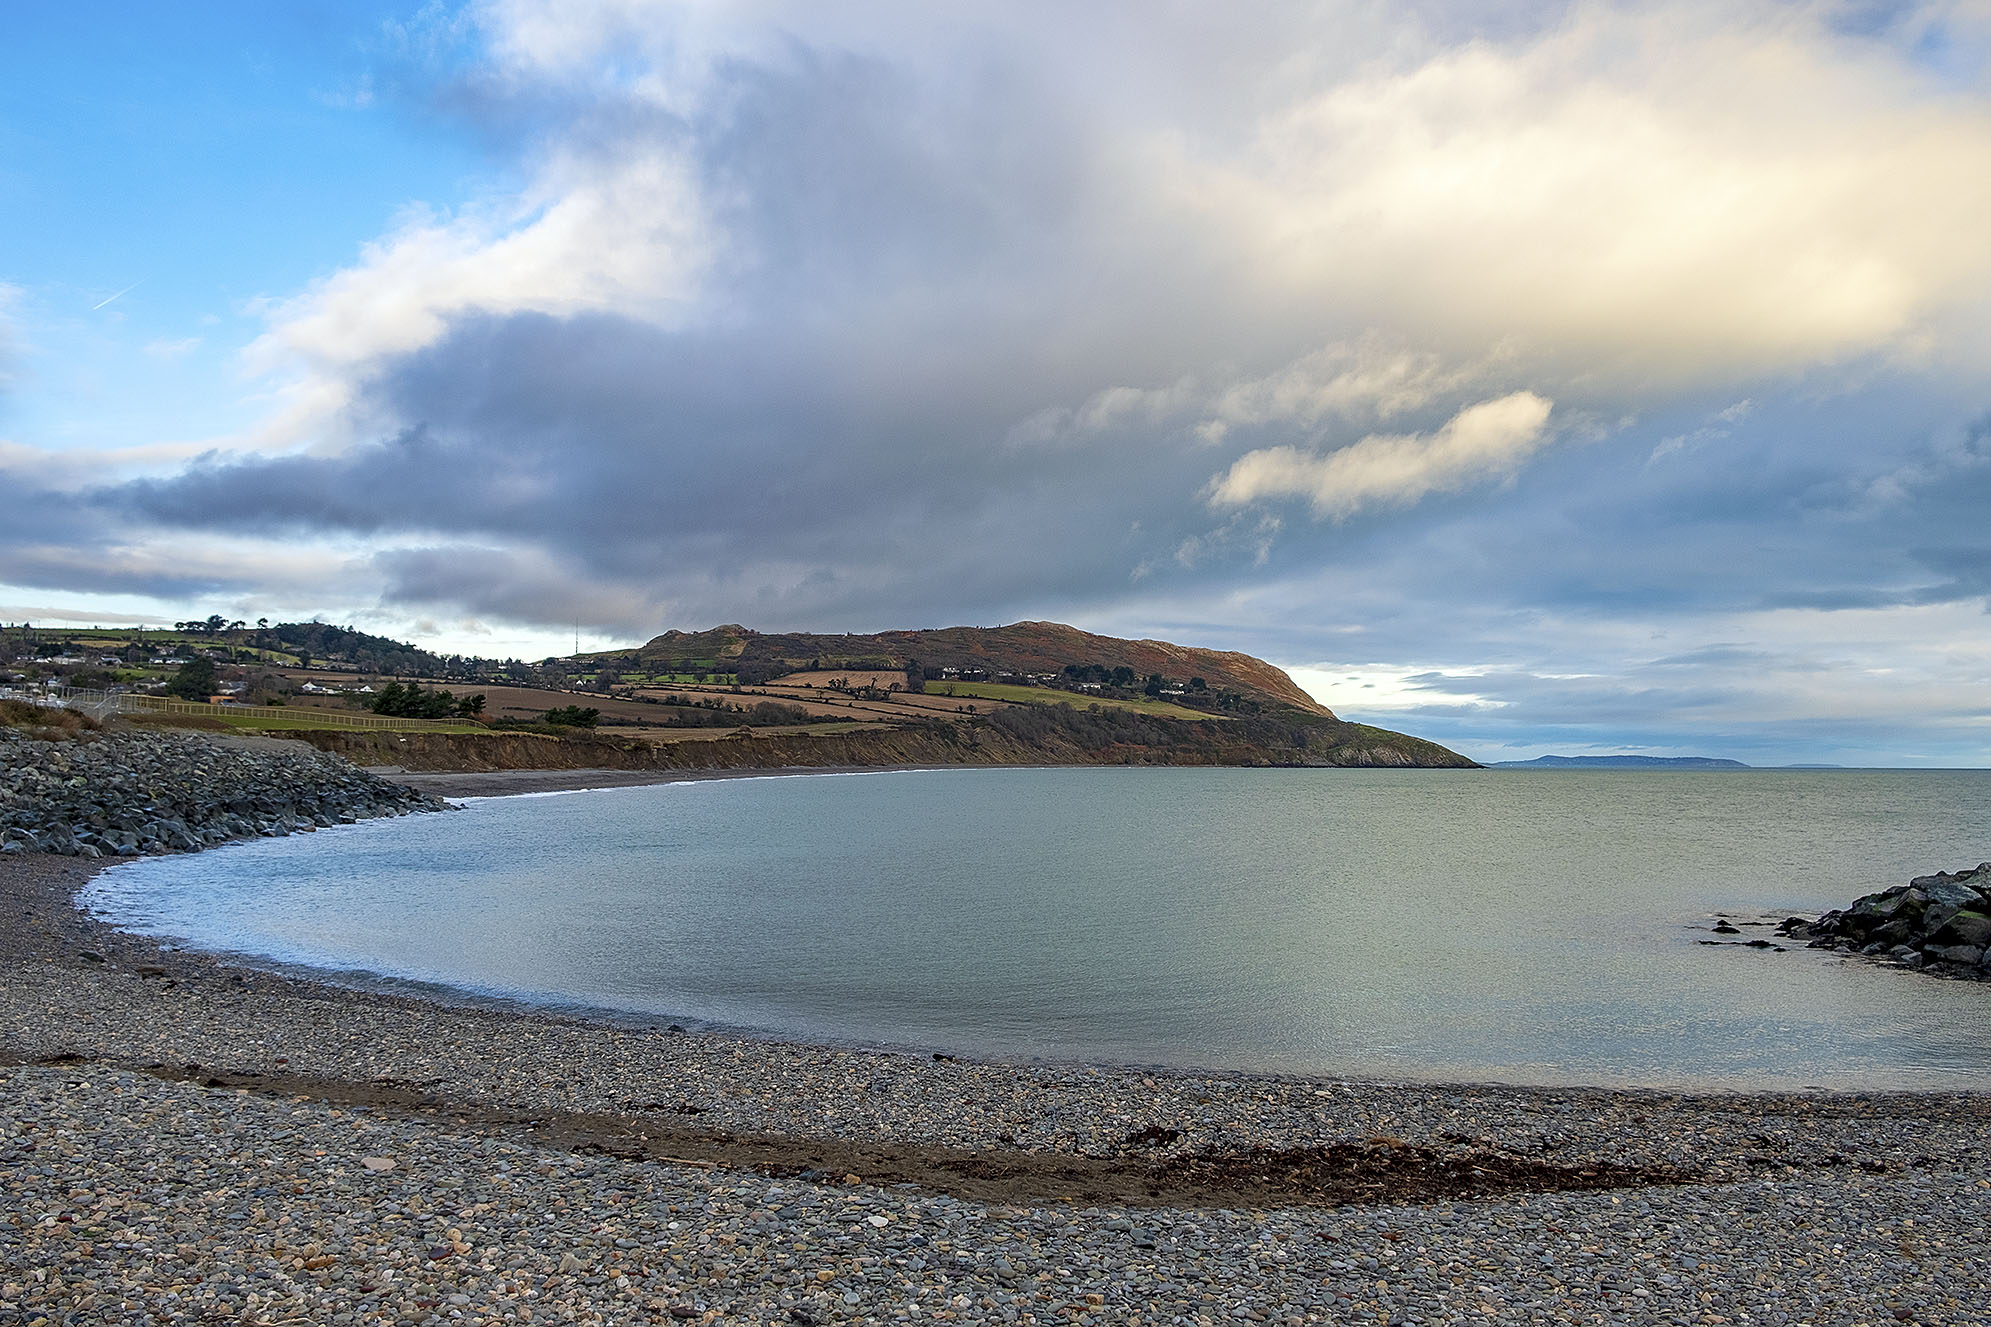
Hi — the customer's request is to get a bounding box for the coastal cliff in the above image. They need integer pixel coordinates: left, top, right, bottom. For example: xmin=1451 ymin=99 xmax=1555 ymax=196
xmin=295 ymin=709 xmax=1475 ymax=774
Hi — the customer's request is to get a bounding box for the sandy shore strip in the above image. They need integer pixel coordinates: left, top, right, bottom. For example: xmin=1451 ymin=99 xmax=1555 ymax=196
xmin=5 ymin=851 xmax=1991 ymax=1324
xmin=365 ymin=765 xmax=955 ymax=800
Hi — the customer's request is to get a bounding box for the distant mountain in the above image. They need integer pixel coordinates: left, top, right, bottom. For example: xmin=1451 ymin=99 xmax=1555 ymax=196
xmin=1490 ymin=755 xmax=1752 ymax=769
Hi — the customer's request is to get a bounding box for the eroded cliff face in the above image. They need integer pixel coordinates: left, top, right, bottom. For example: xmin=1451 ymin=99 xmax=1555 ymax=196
xmin=296 ymin=718 xmax=1475 ymax=774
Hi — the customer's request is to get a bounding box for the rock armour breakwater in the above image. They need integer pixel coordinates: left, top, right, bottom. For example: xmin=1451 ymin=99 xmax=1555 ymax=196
xmin=1787 ymin=862 xmax=1991 ymax=979
xmin=0 ymin=727 xmax=444 ymax=859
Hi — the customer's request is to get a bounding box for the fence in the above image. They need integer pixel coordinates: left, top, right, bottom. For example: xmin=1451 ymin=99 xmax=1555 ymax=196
xmin=2 ymin=685 xmax=472 ymax=733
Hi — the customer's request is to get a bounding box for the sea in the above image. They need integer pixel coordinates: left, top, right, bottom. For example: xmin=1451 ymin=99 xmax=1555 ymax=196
xmin=82 ymin=766 xmax=1991 ymax=1090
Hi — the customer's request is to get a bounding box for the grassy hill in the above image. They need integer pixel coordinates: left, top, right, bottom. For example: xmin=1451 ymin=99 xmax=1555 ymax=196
xmin=614 ymin=621 xmax=1333 ymax=715
xmin=12 ymin=615 xmax=1474 ymax=769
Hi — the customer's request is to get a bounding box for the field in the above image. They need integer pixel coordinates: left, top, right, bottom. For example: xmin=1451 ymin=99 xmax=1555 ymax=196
xmin=769 ymin=669 xmax=911 ymax=690
xmin=922 ymin=681 xmax=1223 ymax=721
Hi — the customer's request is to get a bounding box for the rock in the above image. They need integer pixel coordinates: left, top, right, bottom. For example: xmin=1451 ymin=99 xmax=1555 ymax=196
xmin=359 ymin=1156 xmax=397 ymax=1172
xmin=0 ymin=728 xmax=447 ymax=860
xmin=1920 ymin=879 xmax=1989 ymax=909
xmin=1930 ymin=910 xmax=1991 ymax=950
xmin=1922 ymin=902 xmax=1967 ymax=936
xmin=1934 ymin=945 xmax=1984 ymax=967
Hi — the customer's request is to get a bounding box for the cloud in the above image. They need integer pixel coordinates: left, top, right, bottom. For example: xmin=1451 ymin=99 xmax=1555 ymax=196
xmin=1209 ymin=391 xmax=1555 ymax=518
xmin=224 ymin=0 xmax=1991 ymax=462
xmin=9 ymin=1 xmax=1991 ymax=762
xmin=1183 ymin=3 xmax=1991 ymax=386
xmin=242 ymin=148 xmax=711 ymax=444
xmin=1198 ymin=336 xmax=1498 ymax=442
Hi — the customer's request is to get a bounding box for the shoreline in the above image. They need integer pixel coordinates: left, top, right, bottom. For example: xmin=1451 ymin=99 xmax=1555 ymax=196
xmin=8 ymin=785 xmax=1991 ymax=1322
xmin=364 ymin=762 xmax=1005 ymax=800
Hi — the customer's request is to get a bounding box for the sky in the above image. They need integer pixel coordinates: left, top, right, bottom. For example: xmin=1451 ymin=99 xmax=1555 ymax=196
xmin=4 ymin=1 xmax=1991 ymax=766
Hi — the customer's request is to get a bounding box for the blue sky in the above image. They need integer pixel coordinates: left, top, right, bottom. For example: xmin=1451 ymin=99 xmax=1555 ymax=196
xmin=4 ymin=1 xmax=1991 ymax=765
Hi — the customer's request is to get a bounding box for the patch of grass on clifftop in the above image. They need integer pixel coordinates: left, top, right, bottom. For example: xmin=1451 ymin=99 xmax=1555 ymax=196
xmin=0 ymin=700 xmax=100 ymax=740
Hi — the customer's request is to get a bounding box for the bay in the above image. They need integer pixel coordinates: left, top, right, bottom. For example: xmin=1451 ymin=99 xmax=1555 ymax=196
xmin=84 ymin=766 xmax=1991 ymax=1089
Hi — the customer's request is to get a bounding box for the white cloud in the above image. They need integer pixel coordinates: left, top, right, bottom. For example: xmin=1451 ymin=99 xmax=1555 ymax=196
xmin=1285 ymin=663 xmax=1512 ymax=714
xmin=1210 ymin=391 xmax=1555 ymax=518
xmin=1178 ymin=4 xmax=1991 ymax=386
xmin=244 ymin=146 xmax=711 ymax=428
xmin=1200 ymin=335 xmax=1500 ymax=442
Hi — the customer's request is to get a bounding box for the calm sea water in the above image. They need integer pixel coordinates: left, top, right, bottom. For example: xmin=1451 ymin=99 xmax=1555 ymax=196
xmin=84 ymin=767 xmax=1991 ymax=1089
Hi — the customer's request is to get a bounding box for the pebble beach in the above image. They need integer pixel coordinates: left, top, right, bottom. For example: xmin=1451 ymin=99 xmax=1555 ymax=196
xmin=5 ymin=756 xmax=1991 ymax=1324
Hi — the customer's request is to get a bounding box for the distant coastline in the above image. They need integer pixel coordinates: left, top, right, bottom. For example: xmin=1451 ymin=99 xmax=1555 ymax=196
xmin=1489 ymin=754 xmax=1847 ymax=769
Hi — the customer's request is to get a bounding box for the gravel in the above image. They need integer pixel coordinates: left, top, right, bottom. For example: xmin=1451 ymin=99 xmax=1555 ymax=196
xmin=2 ymin=736 xmax=1989 ymax=1324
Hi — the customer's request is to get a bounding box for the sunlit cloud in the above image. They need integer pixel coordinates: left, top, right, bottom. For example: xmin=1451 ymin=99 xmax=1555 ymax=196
xmin=1210 ymin=392 xmax=1556 ymax=518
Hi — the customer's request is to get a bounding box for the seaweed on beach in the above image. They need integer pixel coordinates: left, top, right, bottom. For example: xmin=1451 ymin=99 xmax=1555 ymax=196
xmin=1150 ymin=1136 xmax=1700 ymax=1207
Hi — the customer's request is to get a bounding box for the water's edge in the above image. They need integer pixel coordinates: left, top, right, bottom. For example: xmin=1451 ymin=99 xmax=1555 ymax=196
xmin=82 ymin=767 xmax=1991 ymax=1093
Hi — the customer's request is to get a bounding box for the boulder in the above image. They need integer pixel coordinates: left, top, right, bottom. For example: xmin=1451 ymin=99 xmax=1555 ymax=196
xmin=1803 ymin=865 xmax=1991 ymax=984
xmin=1930 ymin=910 xmax=1991 ymax=950
xmin=1921 ymin=878 xmax=1990 ymax=910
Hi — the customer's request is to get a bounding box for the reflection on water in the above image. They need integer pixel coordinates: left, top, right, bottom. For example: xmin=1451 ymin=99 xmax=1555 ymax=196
xmin=85 ymin=767 xmax=1991 ymax=1089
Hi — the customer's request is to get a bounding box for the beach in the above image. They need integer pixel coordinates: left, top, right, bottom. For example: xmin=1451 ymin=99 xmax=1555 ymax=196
xmin=6 ymin=838 xmax=1991 ymax=1326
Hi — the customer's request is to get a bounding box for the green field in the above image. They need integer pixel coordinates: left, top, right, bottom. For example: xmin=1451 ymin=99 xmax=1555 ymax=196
xmin=924 ymin=681 xmax=1223 ymax=721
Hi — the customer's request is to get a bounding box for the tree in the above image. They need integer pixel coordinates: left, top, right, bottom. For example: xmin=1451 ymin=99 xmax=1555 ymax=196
xmin=1144 ymin=673 xmax=1165 ymax=698
xmin=166 ymin=657 xmax=218 ymax=700
xmin=204 ymin=614 xmax=228 ymax=635
xmin=542 ymin=705 xmax=601 ymax=728
xmin=372 ymin=682 xmax=463 ymax=719
xmin=457 ymin=693 xmax=486 ymax=717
